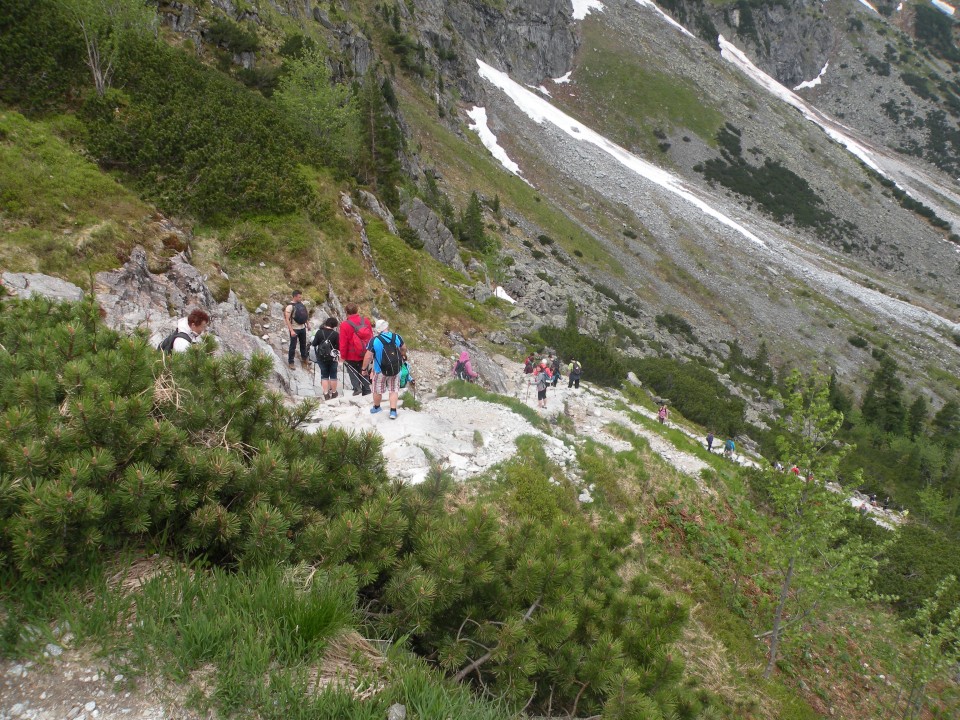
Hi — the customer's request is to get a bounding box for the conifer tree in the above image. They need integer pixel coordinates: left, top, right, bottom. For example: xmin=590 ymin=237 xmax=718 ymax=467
xmin=907 ymin=395 xmax=929 ymax=438
xmin=861 ymin=353 xmax=907 ymax=434
xmin=932 ymin=399 xmax=960 ymax=450
xmin=356 ymin=67 xmax=404 ymax=207
xmin=459 ymin=191 xmax=487 ymax=252
xmin=759 ymin=371 xmax=880 ymax=678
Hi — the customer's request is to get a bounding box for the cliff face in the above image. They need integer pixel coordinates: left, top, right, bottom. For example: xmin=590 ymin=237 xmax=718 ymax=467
xmin=409 ymin=0 xmax=580 ymax=100
xmin=664 ymin=0 xmax=837 ymax=87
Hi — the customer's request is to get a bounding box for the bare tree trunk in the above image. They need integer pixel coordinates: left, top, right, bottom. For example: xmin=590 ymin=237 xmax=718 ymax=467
xmin=79 ymin=19 xmax=107 ymax=97
xmin=764 ymin=555 xmax=795 ymax=679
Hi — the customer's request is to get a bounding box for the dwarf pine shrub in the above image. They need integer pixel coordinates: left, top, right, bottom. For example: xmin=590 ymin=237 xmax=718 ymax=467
xmin=0 ymin=297 xmax=720 ymax=717
xmin=0 ymin=296 xmax=388 ymax=578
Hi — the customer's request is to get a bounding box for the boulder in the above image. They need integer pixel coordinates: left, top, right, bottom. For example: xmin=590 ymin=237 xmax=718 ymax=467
xmin=1 ymin=272 xmax=84 ymax=303
xmin=473 ymin=283 xmax=492 ymax=303
xmin=452 ymin=342 xmax=509 ymax=395
xmin=400 ymin=198 xmax=466 ymax=273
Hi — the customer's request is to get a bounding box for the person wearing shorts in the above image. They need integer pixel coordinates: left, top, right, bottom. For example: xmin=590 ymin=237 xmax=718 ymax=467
xmin=361 ymin=318 xmax=407 ymax=419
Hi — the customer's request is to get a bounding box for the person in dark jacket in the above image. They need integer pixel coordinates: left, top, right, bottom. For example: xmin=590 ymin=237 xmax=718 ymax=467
xmin=550 ymin=355 xmax=562 ymax=387
xmin=311 ymin=317 xmax=340 ymax=400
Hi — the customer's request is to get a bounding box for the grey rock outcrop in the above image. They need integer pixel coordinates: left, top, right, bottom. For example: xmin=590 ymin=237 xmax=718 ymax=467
xmin=158 ymin=2 xmax=199 ymax=34
xmin=358 ymin=190 xmax=399 ymax=235
xmin=410 ymin=0 xmax=578 ymax=100
xmin=94 ymin=247 xmax=322 ymax=397
xmin=451 ymin=341 xmax=509 ymax=395
xmin=401 ymin=198 xmax=466 ymax=273
xmin=1 ymin=273 xmax=84 ymax=303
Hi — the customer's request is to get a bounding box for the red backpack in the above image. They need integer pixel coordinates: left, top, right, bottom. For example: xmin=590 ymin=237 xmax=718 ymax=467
xmin=346 ymin=317 xmax=373 ymax=357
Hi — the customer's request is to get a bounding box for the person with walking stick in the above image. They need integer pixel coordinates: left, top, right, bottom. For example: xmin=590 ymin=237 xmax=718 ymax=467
xmin=339 ymin=303 xmax=373 ymax=396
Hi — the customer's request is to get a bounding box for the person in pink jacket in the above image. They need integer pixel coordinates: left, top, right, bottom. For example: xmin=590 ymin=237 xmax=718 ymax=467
xmin=453 ymin=350 xmax=478 ymax=381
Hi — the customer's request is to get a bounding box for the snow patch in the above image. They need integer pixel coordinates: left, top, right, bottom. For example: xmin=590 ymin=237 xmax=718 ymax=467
xmin=476 ymin=59 xmax=766 ymax=247
xmin=856 ymin=0 xmax=879 ymax=12
xmin=466 ymin=106 xmax=522 ymax=177
xmin=896 ymin=2 xmax=903 ymax=10
xmin=572 ymin=0 xmax=604 ymax=20
xmin=553 ymin=71 xmax=572 ymax=84
xmin=538 ymin=85 xmax=552 ymax=96
xmin=494 ymin=286 xmax=516 ymax=304
xmin=633 ymin=0 xmax=696 ymax=38
xmin=718 ymin=36 xmax=886 ymax=176
xmin=793 ymin=61 xmax=829 ymax=91
xmin=932 ymin=0 xmax=956 ymax=15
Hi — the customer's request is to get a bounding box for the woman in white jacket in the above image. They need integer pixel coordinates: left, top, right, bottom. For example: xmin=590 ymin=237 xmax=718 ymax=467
xmin=172 ymin=309 xmax=210 ymax=352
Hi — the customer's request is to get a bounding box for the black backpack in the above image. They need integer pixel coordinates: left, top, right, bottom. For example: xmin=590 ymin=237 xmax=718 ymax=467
xmin=454 ymin=360 xmax=468 ymax=380
xmin=377 ymin=333 xmax=403 ymax=377
xmin=158 ymin=330 xmax=192 ymax=354
xmin=314 ymin=328 xmax=336 ymax=360
xmin=289 ymin=301 xmax=308 ymax=325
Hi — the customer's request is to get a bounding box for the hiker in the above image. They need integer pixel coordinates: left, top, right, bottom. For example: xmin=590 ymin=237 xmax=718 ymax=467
xmin=534 ymin=359 xmax=552 ymax=409
xmin=550 ymin=355 xmax=562 ymax=387
xmin=724 ymin=437 xmax=735 ymax=459
xmin=311 ymin=317 xmax=340 ymax=400
xmin=284 ymin=290 xmax=311 ymax=370
xmin=361 ymin=318 xmax=407 ymax=419
xmin=340 ymin=303 xmax=373 ymax=396
xmin=567 ymin=359 xmax=582 ymax=388
xmin=162 ymin=308 xmax=210 ymax=352
xmin=657 ymin=404 xmax=669 ymax=425
xmin=883 ymin=496 xmax=890 ymax=510
xmin=706 ymin=432 xmax=714 ymax=453
xmin=523 ymin=353 xmax=536 ymax=374
xmin=790 ymin=464 xmax=801 ymax=476
xmin=453 ymin=350 xmax=478 ymax=382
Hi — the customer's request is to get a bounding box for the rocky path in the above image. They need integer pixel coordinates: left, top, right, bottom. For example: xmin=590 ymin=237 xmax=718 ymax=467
xmin=303 ymin=350 xmax=721 ymax=491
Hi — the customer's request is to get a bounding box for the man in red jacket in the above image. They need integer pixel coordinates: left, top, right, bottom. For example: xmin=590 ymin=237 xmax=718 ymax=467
xmin=339 ymin=303 xmax=373 ymax=395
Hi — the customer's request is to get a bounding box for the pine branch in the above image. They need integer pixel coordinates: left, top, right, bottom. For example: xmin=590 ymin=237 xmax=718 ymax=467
xmin=454 ymin=595 xmax=541 ymax=682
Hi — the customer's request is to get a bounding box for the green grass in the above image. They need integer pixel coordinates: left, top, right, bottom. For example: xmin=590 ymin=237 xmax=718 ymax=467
xmin=0 ymin=557 xmax=515 ymax=720
xmin=569 ymin=21 xmax=724 ymax=151
xmin=0 ymin=111 xmax=150 ymax=283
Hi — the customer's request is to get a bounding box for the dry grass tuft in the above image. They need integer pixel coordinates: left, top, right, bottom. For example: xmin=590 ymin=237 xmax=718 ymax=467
xmin=153 ymin=370 xmax=187 ymax=412
xmin=307 ymin=631 xmax=388 ymax=700
xmin=105 ymin=555 xmax=184 ymax=597
xmin=679 ymin=604 xmax=771 ymax=717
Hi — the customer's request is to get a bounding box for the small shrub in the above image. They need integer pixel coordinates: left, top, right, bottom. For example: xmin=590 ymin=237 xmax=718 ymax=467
xmin=205 ymin=16 xmax=260 ymax=54
xmin=848 ymin=335 xmax=869 ymax=349
xmin=622 ymin=228 xmax=637 ymax=239
xmin=531 ymin=249 xmax=546 ymax=260
xmin=537 ymin=234 xmax=554 ymax=245
xmin=655 ymin=312 xmax=696 ymax=343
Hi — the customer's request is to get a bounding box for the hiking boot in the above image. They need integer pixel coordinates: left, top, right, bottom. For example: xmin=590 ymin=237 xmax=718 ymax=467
xmin=323 ymin=392 xmax=331 ymax=401
xmin=389 ymin=409 xmax=397 ymax=420
xmin=370 ymin=406 xmax=382 ymax=414
xmin=329 ymin=391 xmax=338 ymax=399
xmin=288 ymin=362 xmax=296 ymax=370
